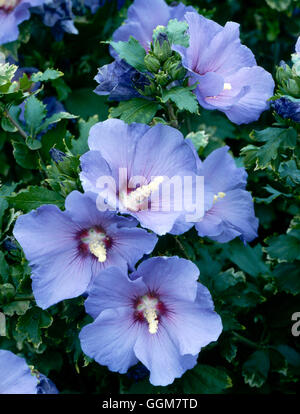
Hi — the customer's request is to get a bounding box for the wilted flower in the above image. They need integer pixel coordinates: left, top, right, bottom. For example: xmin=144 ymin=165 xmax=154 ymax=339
xmin=94 ymin=59 xmax=149 ymax=101
xmin=272 ymin=97 xmax=300 ymax=123
xmin=79 ymin=119 xmax=201 ymax=235
xmin=34 ymin=0 xmax=78 ymax=40
xmin=174 ymin=12 xmax=275 ymax=125
xmin=79 ymin=256 xmax=222 ymax=386
xmin=13 ymin=191 xmax=157 ymax=309
xmin=0 ymin=350 xmax=58 ymax=394
xmin=0 ymin=0 xmax=46 ymax=45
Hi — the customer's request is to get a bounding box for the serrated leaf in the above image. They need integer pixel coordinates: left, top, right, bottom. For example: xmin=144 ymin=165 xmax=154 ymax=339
xmin=228 ymin=241 xmax=269 ymax=277
xmin=161 ymin=86 xmax=198 ymax=113
xmin=110 ymin=37 xmax=147 ymax=72
xmin=17 ymin=307 xmax=53 ymax=348
xmin=2 ymin=300 xmax=30 ymax=316
xmin=12 ymin=141 xmax=40 ymax=169
xmin=183 ymin=364 xmax=232 ymax=394
xmin=166 ymin=19 xmax=189 ymax=47
xmin=31 ymin=68 xmax=63 ymax=82
xmin=24 ymin=95 xmax=47 ymax=136
xmin=186 ymin=130 xmax=209 ymax=151
xmin=7 ymin=186 xmax=65 ymax=212
xmin=38 ymin=111 xmax=78 ymax=133
xmin=0 ymin=62 xmax=17 ymax=86
xmin=278 ymin=160 xmax=300 ymax=186
xmin=242 ymin=350 xmax=270 ymax=387
xmin=265 ymin=234 xmax=300 ymax=262
xmin=273 ymin=263 xmax=300 ymax=295
xmin=71 ymin=115 xmax=99 ymax=156
xmin=109 ymin=98 xmax=160 ymax=124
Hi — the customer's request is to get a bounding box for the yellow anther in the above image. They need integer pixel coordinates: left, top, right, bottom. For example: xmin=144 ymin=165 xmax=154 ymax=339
xmin=213 ymin=191 xmax=226 ymax=203
xmin=89 ymin=240 xmax=107 ymax=263
xmin=223 ymin=82 xmax=232 ymax=91
xmin=122 ymin=176 xmax=164 ymax=212
xmin=137 ymin=295 xmax=159 ymax=334
xmin=0 ymin=0 xmax=18 ymax=8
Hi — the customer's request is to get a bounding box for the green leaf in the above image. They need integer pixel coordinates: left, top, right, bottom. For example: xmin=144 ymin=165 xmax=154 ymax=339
xmin=166 ymin=19 xmax=189 ymax=47
xmin=242 ymin=350 xmax=270 ymax=387
xmin=273 ymin=345 xmax=300 ymax=368
xmin=228 ymin=241 xmax=269 ymax=277
xmin=2 ymin=300 xmax=30 ymax=316
xmin=265 ymin=234 xmax=300 ymax=262
xmin=265 ymin=0 xmax=291 ymax=12
xmin=0 ymin=62 xmax=17 ymax=86
xmin=31 ymin=68 xmax=63 ymax=82
xmin=183 ymin=364 xmax=232 ymax=394
xmin=0 ymin=252 xmax=10 ymax=283
xmin=185 ymin=130 xmax=209 ymax=151
xmin=242 ymin=127 xmax=297 ymax=170
xmin=12 ymin=141 xmax=40 ymax=169
xmin=273 ymin=263 xmax=300 ymax=295
xmin=38 ymin=111 xmax=77 ymax=133
xmin=109 ymin=98 xmax=160 ymax=124
xmin=278 ymin=160 xmax=300 ymax=186
xmin=7 ymin=186 xmax=65 ymax=212
xmin=255 ymin=184 xmax=292 ymax=204
xmin=71 ymin=115 xmax=99 ymax=156
xmin=110 ymin=37 xmax=147 ymax=72
xmin=17 ymin=307 xmax=53 ymax=348
xmin=24 ymin=95 xmax=47 ymax=136
xmin=161 ymin=86 xmax=198 ymax=113
xmin=40 ymin=122 xmax=67 ymax=162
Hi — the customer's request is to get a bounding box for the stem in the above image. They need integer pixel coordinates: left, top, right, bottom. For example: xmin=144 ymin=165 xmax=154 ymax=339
xmin=3 ymin=110 xmax=28 ymax=140
xmin=232 ymin=332 xmax=260 ymax=349
xmin=13 ymin=295 xmax=34 ymax=302
xmin=166 ymin=102 xmax=178 ymax=129
xmin=175 ymin=237 xmax=192 ymax=261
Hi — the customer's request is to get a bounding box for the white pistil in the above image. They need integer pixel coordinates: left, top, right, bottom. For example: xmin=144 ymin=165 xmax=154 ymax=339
xmin=0 ymin=0 xmax=19 ymax=9
xmin=137 ymin=295 xmax=159 ymax=334
xmin=223 ymin=82 xmax=232 ymax=90
xmin=213 ymin=191 xmax=226 ymax=203
xmin=82 ymin=229 xmax=107 ymax=263
xmin=122 ymin=176 xmax=164 ymax=212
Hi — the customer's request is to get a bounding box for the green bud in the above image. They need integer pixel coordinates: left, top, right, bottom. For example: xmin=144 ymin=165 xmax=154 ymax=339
xmin=155 ymin=71 xmax=170 ymax=87
xmin=142 ymin=81 xmax=158 ymax=97
xmin=276 ymin=64 xmax=292 ymax=85
xmin=153 ymin=33 xmax=172 ymax=62
xmin=163 ymin=58 xmax=186 ymax=81
xmin=144 ymin=54 xmax=161 ymax=73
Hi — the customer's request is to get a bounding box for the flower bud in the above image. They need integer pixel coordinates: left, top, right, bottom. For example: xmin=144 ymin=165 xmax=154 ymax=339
xmin=153 ymin=33 xmax=172 ymax=62
xmin=155 ymin=71 xmax=170 ymax=86
xmin=144 ymin=54 xmax=161 ymax=73
xmin=163 ymin=57 xmax=186 ymax=81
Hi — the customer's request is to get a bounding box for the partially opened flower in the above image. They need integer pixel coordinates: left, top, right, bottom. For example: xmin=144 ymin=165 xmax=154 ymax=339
xmin=34 ymin=0 xmax=78 ymax=40
xmin=79 ymin=119 xmax=200 ymax=235
xmin=13 ymin=191 xmax=157 ymax=309
xmin=79 ymin=256 xmax=222 ymax=386
xmin=0 ymin=0 xmax=46 ymax=45
xmin=94 ymin=59 xmax=149 ymax=101
xmin=272 ymin=97 xmax=300 ymax=123
xmin=174 ymin=12 xmax=275 ymax=125
xmin=0 ymin=350 xmax=58 ymax=394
